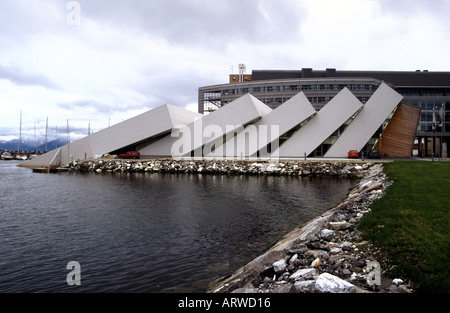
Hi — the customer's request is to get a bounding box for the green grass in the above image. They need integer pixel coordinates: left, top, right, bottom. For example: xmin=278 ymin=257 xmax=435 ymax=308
xmin=359 ymin=161 xmax=450 ymax=293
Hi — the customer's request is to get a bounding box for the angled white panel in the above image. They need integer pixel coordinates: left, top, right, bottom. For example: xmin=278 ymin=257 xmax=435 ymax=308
xmin=59 ymin=137 xmax=93 ymax=164
xmin=21 ymin=104 xmax=201 ymax=167
xmin=267 ymin=92 xmax=316 ymax=137
xmin=275 ymin=88 xmax=363 ymax=158
xmin=19 ymin=137 xmax=93 ymax=168
xmin=88 ymin=104 xmax=200 ymax=156
xmin=142 ymin=94 xmax=272 ymax=157
xmin=18 ymin=148 xmax=60 ymax=168
xmin=207 ymin=92 xmax=316 ymax=158
xmin=324 ymin=82 xmax=403 ymax=157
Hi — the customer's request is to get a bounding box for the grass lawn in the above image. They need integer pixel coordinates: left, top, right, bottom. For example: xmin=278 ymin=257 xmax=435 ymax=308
xmin=358 ymin=161 xmax=450 ymax=293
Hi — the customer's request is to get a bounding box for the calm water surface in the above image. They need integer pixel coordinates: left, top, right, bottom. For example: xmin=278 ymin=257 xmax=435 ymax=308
xmin=0 ymin=160 xmax=356 ymax=292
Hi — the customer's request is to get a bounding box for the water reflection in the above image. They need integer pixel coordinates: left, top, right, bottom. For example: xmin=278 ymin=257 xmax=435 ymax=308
xmin=0 ymin=162 xmax=355 ymax=292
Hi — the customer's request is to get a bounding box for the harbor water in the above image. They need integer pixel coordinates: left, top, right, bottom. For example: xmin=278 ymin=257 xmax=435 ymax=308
xmin=0 ymin=160 xmax=356 ymax=292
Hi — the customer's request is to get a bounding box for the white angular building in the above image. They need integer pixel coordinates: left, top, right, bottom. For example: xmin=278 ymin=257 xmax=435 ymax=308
xmin=20 ymin=104 xmax=201 ymax=168
xmin=206 ymin=92 xmax=316 ymax=159
xmin=140 ymin=93 xmax=272 ymax=158
xmin=20 ymin=82 xmax=418 ymax=168
xmin=275 ymin=87 xmax=363 ymax=158
xmin=324 ymin=83 xmax=404 ymax=158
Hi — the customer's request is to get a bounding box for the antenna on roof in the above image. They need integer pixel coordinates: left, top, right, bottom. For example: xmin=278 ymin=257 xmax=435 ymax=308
xmin=238 ymin=64 xmax=246 ymax=82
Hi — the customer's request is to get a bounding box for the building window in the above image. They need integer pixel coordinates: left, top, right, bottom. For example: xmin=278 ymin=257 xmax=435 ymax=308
xmin=222 ymin=89 xmax=235 ymax=95
xmin=204 ymin=92 xmax=221 ymax=100
xmin=236 ymin=88 xmax=248 ymax=94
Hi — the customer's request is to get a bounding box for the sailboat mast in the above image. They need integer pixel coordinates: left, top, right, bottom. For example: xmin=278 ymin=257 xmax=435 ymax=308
xmin=34 ymin=121 xmax=37 ymax=153
xmin=44 ymin=117 xmax=48 ymax=153
xmin=18 ymin=110 xmax=22 ymax=153
xmin=67 ymin=120 xmax=70 ymax=144
xmin=67 ymin=119 xmax=71 ymax=164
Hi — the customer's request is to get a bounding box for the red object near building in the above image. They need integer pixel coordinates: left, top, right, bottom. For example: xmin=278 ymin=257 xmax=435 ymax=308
xmin=348 ymin=150 xmax=359 ymax=159
xmin=119 ymin=151 xmax=141 ymax=159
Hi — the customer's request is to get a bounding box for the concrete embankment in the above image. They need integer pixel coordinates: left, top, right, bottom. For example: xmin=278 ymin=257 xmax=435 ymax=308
xmin=65 ymin=158 xmax=411 ymax=293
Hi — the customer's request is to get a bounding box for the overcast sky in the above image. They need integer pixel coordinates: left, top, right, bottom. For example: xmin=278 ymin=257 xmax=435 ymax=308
xmin=1 ymin=0 xmax=450 ymax=142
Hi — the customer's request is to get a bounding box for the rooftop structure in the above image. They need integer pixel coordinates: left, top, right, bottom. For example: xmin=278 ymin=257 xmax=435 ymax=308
xmin=199 ymin=67 xmax=450 ymax=157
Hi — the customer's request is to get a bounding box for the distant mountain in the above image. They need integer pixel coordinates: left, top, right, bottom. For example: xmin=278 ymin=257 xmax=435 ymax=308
xmin=0 ymin=138 xmax=67 ymax=152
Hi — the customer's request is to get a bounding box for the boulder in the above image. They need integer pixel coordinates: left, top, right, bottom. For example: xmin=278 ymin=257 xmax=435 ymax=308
xmin=330 ymin=221 xmax=352 ymax=230
xmin=330 ymin=247 xmax=342 ymax=255
xmin=305 ymin=250 xmax=329 ymax=260
xmin=320 ymin=229 xmax=335 ymax=241
xmin=231 ymin=282 xmax=259 ymax=293
xmin=365 ymin=182 xmax=383 ymax=192
xmin=294 ymin=280 xmax=316 ymax=293
xmin=315 ymin=273 xmax=356 ymax=293
xmin=311 ymin=258 xmax=321 ymax=268
xmin=392 ymin=278 xmax=404 ymax=285
xmin=272 ymin=259 xmax=287 ymax=274
xmin=289 ymin=268 xmax=316 ymax=280
xmin=271 ymin=283 xmax=295 ymax=293
xmin=289 ymin=254 xmax=298 ymax=264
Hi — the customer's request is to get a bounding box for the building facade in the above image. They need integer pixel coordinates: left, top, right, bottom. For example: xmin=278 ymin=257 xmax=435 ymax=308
xmin=22 ymin=82 xmax=415 ymax=168
xmin=199 ymin=68 xmax=450 ymax=157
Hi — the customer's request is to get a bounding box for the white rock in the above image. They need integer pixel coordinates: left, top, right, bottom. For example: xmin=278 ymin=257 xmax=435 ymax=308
xmin=341 ymin=241 xmax=353 ymax=249
xmin=359 ymin=180 xmax=373 ymax=190
xmin=320 ymin=229 xmax=335 ymax=240
xmin=315 ymin=273 xmax=356 ymax=293
xmin=392 ymin=278 xmax=404 ymax=285
xmin=289 ymin=254 xmax=298 ymax=264
xmin=294 ymin=280 xmax=316 ymax=293
xmin=330 ymin=247 xmax=342 ymax=255
xmin=272 ymin=259 xmax=287 ymax=274
xmin=330 ymin=221 xmax=352 ymax=230
xmin=232 ymin=287 xmax=259 ymax=293
xmin=289 ymin=268 xmax=316 ymax=280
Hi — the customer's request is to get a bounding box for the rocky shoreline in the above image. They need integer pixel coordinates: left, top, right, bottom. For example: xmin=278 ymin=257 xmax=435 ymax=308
xmin=207 ymin=163 xmax=412 ymax=294
xmin=67 ymin=158 xmax=369 ymax=178
xmin=65 ymin=158 xmax=412 ymax=293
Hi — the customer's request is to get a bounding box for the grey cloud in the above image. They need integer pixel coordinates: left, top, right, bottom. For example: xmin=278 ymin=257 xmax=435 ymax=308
xmin=0 ymin=64 xmax=57 ymax=89
xmin=78 ymin=0 xmax=306 ymax=46
xmin=59 ymin=99 xmax=150 ymax=116
xmin=377 ymin=0 xmax=450 ymax=19
xmin=0 ymin=1 xmax=65 ymax=42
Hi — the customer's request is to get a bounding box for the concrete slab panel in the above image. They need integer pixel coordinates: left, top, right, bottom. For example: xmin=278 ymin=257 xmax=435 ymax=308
xmin=207 ymin=92 xmax=316 ymax=158
xmin=142 ymin=94 xmax=272 ymax=158
xmin=20 ymin=104 xmax=201 ymax=167
xmin=275 ymin=88 xmax=363 ymax=158
xmin=88 ymin=104 xmax=200 ymax=156
xmin=324 ymin=82 xmax=403 ymax=157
